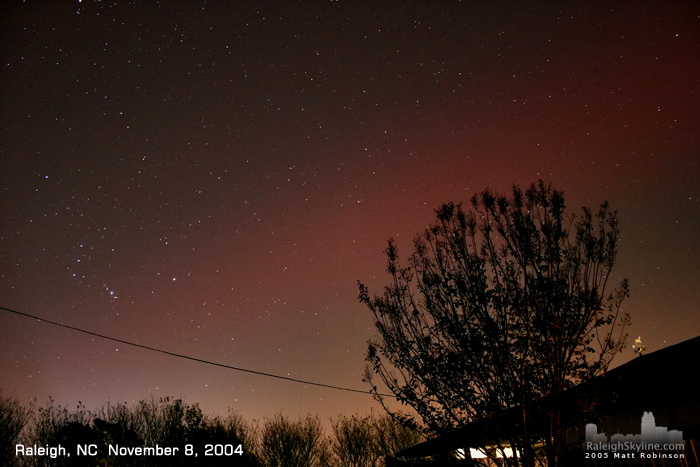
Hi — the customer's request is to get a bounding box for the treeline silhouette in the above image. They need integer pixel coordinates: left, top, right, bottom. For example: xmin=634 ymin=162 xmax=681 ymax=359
xmin=1 ymin=389 xmax=464 ymax=466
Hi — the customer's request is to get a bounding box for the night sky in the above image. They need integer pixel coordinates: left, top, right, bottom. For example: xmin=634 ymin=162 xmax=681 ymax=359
xmin=1 ymin=1 xmax=698 ymax=426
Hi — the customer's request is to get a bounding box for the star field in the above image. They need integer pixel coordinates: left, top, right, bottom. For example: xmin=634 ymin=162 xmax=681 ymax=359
xmin=1 ymin=2 xmax=699 ymax=424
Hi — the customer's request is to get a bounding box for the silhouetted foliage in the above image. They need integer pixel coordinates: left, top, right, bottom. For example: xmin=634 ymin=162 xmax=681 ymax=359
xmin=384 ymin=454 xmax=472 ymax=467
xmin=258 ymin=413 xmax=329 ymax=467
xmin=374 ymin=413 xmax=425 ymax=461
xmin=359 ymin=181 xmax=631 ymax=466
xmin=207 ymin=409 xmax=260 ymax=466
xmin=330 ymin=413 xmax=423 ymax=467
xmin=16 ymin=396 xmax=254 ymax=467
xmin=331 ymin=414 xmax=381 ymax=467
xmin=0 ymin=389 xmax=32 ymax=467
xmin=5 ymin=390 xmax=428 ymax=467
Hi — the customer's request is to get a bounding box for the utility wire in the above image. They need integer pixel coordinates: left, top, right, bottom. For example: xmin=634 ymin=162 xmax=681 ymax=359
xmin=0 ymin=305 xmax=394 ymax=398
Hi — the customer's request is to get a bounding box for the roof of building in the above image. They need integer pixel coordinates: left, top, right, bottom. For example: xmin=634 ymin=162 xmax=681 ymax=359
xmin=398 ymin=336 xmax=700 ymax=459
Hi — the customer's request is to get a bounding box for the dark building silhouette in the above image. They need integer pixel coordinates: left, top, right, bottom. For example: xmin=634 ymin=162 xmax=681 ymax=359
xmin=398 ymin=336 xmax=700 ymax=465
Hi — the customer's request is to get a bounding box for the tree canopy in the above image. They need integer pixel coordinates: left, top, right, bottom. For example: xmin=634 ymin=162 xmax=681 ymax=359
xmin=359 ymin=181 xmax=630 ymax=465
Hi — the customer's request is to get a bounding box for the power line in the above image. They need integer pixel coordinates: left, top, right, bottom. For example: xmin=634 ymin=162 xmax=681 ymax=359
xmin=0 ymin=305 xmax=394 ymax=398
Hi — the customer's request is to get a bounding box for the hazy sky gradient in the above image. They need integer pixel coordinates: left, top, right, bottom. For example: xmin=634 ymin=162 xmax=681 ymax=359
xmin=1 ymin=1 xmax=698 ymax=424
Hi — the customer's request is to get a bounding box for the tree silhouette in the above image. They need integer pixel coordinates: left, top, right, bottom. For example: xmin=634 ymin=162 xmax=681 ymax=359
xmin=359 ymin=181 xmax=630 ymax=466
xmin=329 ymin=413 xmax=423 ymax=467
xmin=0 ymin=390 xmax=31 ymax=467
xmin=258 ymin=413 xmax=329 ymax=467
xmin=19 ymin=396 xmax=256 ymax=467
